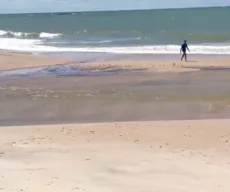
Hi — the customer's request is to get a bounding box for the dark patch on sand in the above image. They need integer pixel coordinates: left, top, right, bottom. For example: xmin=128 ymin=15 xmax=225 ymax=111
xmin=1 ymin=70 xmax=230 ymax=126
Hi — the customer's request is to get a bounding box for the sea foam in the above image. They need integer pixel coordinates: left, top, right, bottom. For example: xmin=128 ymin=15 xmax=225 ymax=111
xmin=0 ymin=30 xmax=61 ymax=39
xmin=0 ymin=36 xmax=230 ymax=54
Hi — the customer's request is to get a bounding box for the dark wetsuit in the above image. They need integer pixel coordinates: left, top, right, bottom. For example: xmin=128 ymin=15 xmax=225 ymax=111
xmin=181 ymin=43 xmax=188 ymax=52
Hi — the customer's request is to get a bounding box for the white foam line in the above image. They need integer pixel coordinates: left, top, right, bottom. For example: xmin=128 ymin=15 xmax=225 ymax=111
xmin=0 ymin=37 xmax=230 ymax=54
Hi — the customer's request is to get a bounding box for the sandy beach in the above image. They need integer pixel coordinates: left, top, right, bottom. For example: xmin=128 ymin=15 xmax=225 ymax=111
xmin=1 ymin=4 xmax=230 ymax=191
xmin=1 ymin=50 xmax=230 ymax=191
xmin=0 ymin=51 xmax=72 ymax=71
xmin=1 ymin=50 xmax=230 ymax=73
xmin=81 ymin=57 xmax=230 ymax=73
xmin=1 ymin=120 xmax=230 ymax=192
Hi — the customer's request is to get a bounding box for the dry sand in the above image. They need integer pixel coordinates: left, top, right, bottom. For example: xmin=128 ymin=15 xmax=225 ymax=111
xmin=0 ymin=50 xmax=71 ymax=71
xmin=0 ymin=120 xmax=230 ymax=191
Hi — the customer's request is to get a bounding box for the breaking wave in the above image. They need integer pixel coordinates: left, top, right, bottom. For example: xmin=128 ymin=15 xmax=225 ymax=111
xmin=0 ymin=37 xmax=230 ymax=54
xmin=0 ymin=30 xmax=61 ymax=39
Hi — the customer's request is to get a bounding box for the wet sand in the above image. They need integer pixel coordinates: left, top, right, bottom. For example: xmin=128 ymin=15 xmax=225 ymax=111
xmin=1 ymin=69 xmax=230 ymax=125
xmin=81 ymin=57 xmax=230 ymax=73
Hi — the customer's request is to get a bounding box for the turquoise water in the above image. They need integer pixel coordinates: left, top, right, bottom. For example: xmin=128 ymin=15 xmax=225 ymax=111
xmin=0 ymin=7 xmax=230 ymax=54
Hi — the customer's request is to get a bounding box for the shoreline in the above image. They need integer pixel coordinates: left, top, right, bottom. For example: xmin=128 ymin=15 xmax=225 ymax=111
xmin=1 ymin=50 xmax=230 ymax=74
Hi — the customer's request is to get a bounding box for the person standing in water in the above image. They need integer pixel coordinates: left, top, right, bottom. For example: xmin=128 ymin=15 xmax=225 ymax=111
xmin=180 ymin=40 xmax=190 ymax=61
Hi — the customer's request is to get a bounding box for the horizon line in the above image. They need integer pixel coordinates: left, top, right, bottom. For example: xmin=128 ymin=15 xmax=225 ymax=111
xmin=0 ymin=5 xmax=229 ymax=15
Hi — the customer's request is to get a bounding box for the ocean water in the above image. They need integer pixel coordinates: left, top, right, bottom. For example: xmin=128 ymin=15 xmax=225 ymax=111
xmin=0 ymin=7 xmax=230 ymax=54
